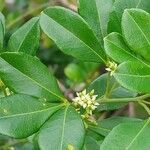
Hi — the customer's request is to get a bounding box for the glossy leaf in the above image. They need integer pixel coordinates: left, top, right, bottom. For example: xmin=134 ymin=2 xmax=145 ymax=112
xmin=108 ymin=0 xmax=150 ymax=33
xmin=89 ymin=117 xmax=141 ymax=136
xmin=64 ymin=62 xmax=99 ymax=83
xmin=114 ymin=61 xmax=150 ymax=93
xmin=0 ymin=94 xmax=62 ymax=138
xmin=8 ymin=17 xmax=40 ymax=55
xmin=0 ymin=12 xmax=5 ymax=51
xmin=0 ymin=52 xmax=64 ymax=102
xmin=122 ymin=9 xmax=150 ymax=62
xmin=104 ymin=32 xmax=139 ymax=63
xmin=40 ymin=6 xmax=106 ymax=63
xmin=101 ymin=119 xmax=150 ymax=150
xmin=78 ymin=0 xmax=114 ymax=45
xmin=38 ymin=105 xmax=85 ymax=150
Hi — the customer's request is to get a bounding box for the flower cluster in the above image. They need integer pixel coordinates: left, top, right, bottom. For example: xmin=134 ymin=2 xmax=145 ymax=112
xmin=72 ymin=89 xmax=99 ymax=115
xmin=105 ymin=61 xmax=117 ymax=76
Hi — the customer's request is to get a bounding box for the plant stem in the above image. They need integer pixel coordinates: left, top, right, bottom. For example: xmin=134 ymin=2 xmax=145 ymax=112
xmin=142 ymin=100 xmax=150 ymax=105
xmin=6 ymin=2 xmax=50 ymax=30
xmin=97 ymin=94 xmax=150 ymax=103
xmin=138 ymin=101 xmax=150 ymax=116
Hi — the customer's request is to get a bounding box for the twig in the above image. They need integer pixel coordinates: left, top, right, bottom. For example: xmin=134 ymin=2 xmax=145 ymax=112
xmin=142 ymin=100 xmax=150 ymax=105
xmin=138 ymin=101 xmax=150 ymax=116
xmin=97 ymin=94 xmax=150 ymax=103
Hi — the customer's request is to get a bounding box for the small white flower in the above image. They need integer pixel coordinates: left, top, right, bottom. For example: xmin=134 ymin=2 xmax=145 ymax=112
xmin=82 ymin=89 xmax=86 ymax=95
xmin=95 ymin=102 xmax=99 ymax=106
xmin=106 ymin=61 xmax=117 ymax=76
xmin=83 ymin=103 xmax=87 ymax=108
xmin=72 ymin=89 xmax=99 ymax=115
xmin=73 ymin=97 xmax=80 ymax=102
xmin=91 ymin=105 xmax=97 ymax=110
xmin=91 ymin=95 xmax=98 ymax=101
xmin=87 ymin=100 xmax=92 ymax=105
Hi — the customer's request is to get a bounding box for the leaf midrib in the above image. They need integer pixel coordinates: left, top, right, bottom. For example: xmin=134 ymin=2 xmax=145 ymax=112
xmin=16 ymin=19 xmax=38 ymax=52
xmin=0 ymin=56 xmax=64 ymax=101
xmin=0 ymin=105 xmax=60 ymax=119
xmin=126 ymin=118 xmax=150 ymax=149
xmin=42 ymin=13 xmax=105 ymax=63
xmin=105 ymin=38 xmax=150 ymax=68
xmin=60 ymin=106 xmax=69 ymax=150
xmin=115 ymin=73 xmax=150 ymax=78
xmin=105 ymin=38 xmax=137 ymax=59
xmin=136 ymin=0 xmax=142 ymax=8
xmin=94 ymin=0 xmax=104 ymax=38
xmin=125 ymin=10 xmax=150 ymax=47
xmin=89 ymin=125 xmax=111 ymax=132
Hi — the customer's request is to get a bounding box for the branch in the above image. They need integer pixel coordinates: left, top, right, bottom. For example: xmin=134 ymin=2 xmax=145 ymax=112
xmin=97 ymin=94 xmax=150 ymax=103
xmin=139 ymin=101 xmax=150 ymax=116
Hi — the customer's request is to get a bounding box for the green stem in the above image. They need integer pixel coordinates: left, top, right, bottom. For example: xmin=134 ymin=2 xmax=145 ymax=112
xmin=142 ymin=100 xmax=150 ymax=105
xmin=97 ymin=94 xmax=150 ymax=103
xmin=138 ymin=101 xmax=150 ymax=116
xmin=6 ymin=2 xmax=50 ymax=30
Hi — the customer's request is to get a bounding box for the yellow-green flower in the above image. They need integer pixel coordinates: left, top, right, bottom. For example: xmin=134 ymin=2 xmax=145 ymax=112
xmin=106 ymin=61 xmax=117 ymax=76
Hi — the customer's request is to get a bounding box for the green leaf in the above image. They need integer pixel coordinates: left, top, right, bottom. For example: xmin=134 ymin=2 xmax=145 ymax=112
xmin=114 ymin=61 xmax=150 ymax=93
xmin=40 ymin=6 xmax=106 ymax=63
xmin=86 ymin=129 xmax=104 ymax=141
xmin=88 ymin=73 xmax=136 ymax=111
xmin=64 ymin=63 xmax=87 ymax=83
xmin=64 ymin=62 xmax=99 ymax=83
xmin=0 ymin=94 xmax=62 ymax=138
xmin=89 ymin=117 xmax=142 ymax=136
xmin=0 ymin=52 xmax=64 ymax=102
xmin=122 ymin=9 xmax=150 ymax=62
xmin=108 ymin=0 xmax=150 ymax=34
xmin=104 ymin=32 xmax=140 ymax=63
xmin=0 ymin=13 xmax=5 ymax=51
xmin=78 ymin=0 xmax=114 ymax=45
xmin=38 ymin=105 xmax=85 ymax=150
xmin=14 ymin=143 xmax=34 ymax=150
xmin=101 ymin=119 xmax=150 ymax=150
xmin=83 ymin=136 xmax=100 ymax=150
xmin=8 ymin=17 xmax=40 ymax=55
